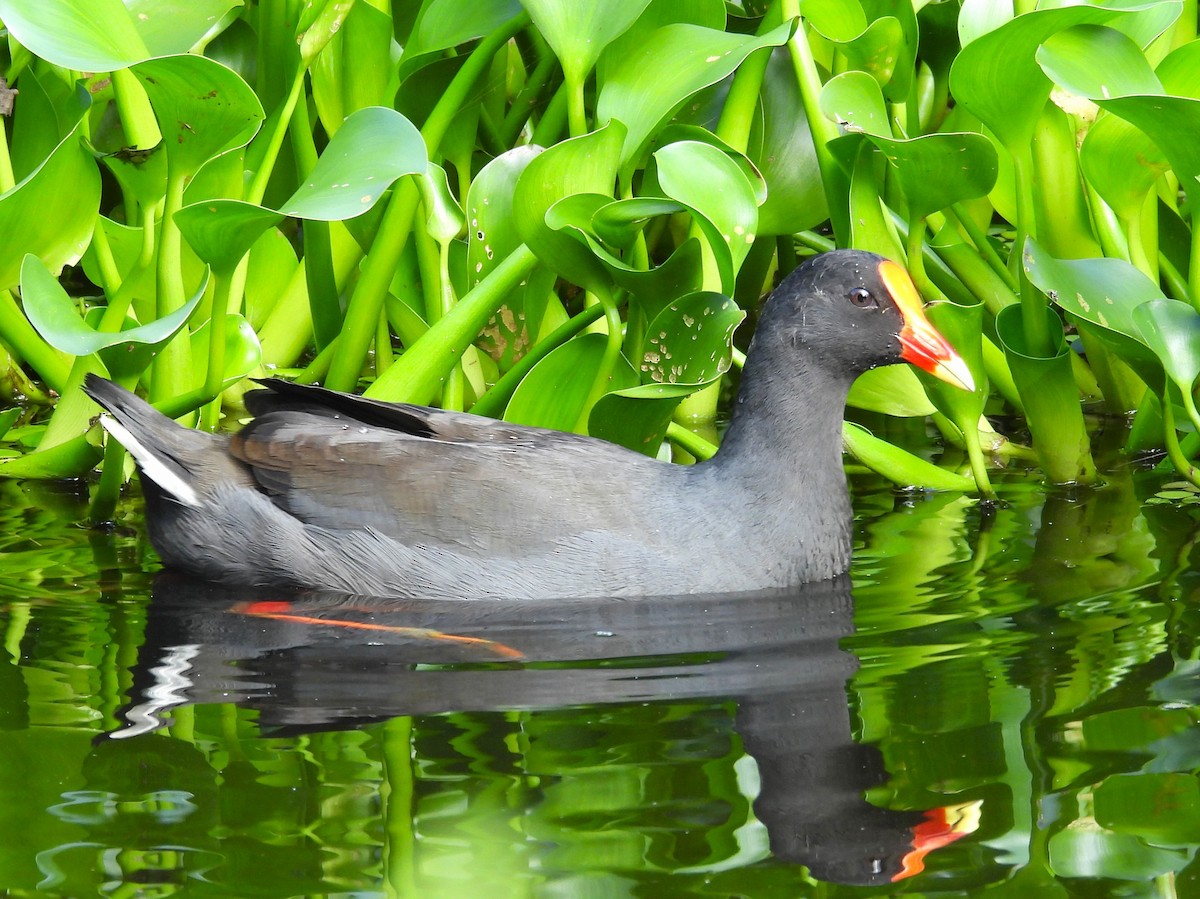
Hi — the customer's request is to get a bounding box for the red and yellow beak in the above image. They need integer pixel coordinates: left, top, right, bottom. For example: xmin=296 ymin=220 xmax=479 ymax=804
xmin=879 ymin=260 xmax=976 ymax=393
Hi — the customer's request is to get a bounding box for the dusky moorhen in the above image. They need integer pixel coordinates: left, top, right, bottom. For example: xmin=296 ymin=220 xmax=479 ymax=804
xmin=85 ymin=250 xmax=973 ymax=599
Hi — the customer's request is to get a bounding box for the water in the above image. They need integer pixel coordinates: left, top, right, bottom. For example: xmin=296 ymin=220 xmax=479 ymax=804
xmin=0 ymin=458 xmax=1198 ymax=897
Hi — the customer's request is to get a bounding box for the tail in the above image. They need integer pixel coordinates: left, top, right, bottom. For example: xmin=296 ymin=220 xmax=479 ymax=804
xmin=84 ymin=374 xmax=209 ymax=507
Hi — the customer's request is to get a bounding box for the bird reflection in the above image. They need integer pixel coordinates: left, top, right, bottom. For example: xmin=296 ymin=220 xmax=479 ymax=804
xmin=112 ymin=573 xmax=978 ymax=886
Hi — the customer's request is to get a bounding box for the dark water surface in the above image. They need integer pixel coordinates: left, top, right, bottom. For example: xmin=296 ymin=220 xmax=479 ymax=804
xmin=1 ymin=458 xmax=1198 ymax=897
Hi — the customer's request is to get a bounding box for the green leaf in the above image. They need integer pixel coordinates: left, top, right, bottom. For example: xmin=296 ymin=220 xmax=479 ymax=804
xmin=639 ymin=291 xmax=744 ymax=386
xmin=950 ymin=2 xmax=1180 ymax=151
xmin=653 ymin=141 xmax=759 ymax=293
xmin=399 ymin=0 xmax=523 ymax=79
xmin=21 ymin=254 xmax=209 ymax=357
xmin=802 ymin=0 xmax=907 ymax=95
xmin=1051 ymin=34 xmax=1200 ymax=198
xmin=281 ymin=107 xmax=426 ymax=219
xmin=0 ymin=0 xmax=241 ymax=73
xmin=820 ymin=70 xmax=891 ymax=137
xmin=848 ymin=365 xmax=936 ymax=417
xmin=1133 ymin=298 xmax=1200 ymax=397
xmin=1021 ymin=236 xmax=1166 ymax=389
xmin=175 ymin=200 xmax=283 ymax=276
xmin=125 ymin=0 xmax=245 ymax=57
xmin=755 ymin=49 xmax=827 ymax=235
xmin=0 ymin=0 xmax=150 ymax=70
xmin=467 ymin=146 xmax=540 ymax=290
xmin=590 ymin=383 xmax=694 ymax=456
xmin=513 ymin=121 xmax=625 ymax=293
xmin=521 ymin=0 xmax=653 ymax=88
xmin=1079 ymin=112 xmax=1169 ymax=224
xmin=0 ymin=116 xmax=101 ymax=291
xmin=995 ymin=303 xmax=1095 ymax=484
xmin=310 ymin=1 xmax=397 ymax=136
xmin=505 ymin=333 xmax=635 ymax=430
xmin=132 ymin=54 xmax=264 ymax=176
xmin=823 ymin=74 xmax=998 ymax=216
xmin=595 ymin=21 xmax=793 ymax=170
xmin=417 ymin=162 xmax=466 ymax=244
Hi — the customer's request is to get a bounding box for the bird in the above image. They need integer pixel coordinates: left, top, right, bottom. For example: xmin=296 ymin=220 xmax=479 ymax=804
xmin=84 ymin=249 xmax=974 ymax=600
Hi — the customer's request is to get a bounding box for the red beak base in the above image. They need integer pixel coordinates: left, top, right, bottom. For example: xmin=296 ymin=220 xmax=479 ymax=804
xmin=879 ymin=260 xmax=976 ymax=393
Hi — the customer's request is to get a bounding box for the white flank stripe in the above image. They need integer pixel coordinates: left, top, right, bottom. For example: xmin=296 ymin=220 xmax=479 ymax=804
xmin=100 ymin=414 xmax=201 ymax=508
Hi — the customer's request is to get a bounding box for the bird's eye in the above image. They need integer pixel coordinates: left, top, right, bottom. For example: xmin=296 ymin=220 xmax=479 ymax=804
xmin=849 ymin=287 xmax=877 ymax=308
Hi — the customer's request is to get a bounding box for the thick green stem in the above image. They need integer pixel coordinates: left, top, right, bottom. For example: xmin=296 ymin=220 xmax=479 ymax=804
xmin=1189 ymin=191 xmax=1200 ymax=307
xmin=111 ymin=67 xmax=161 ymax=150
xmin=1011 ymin=148 xmax=1054 ymax=358
xmin=783 ymin=3 xmax=849 ymax=244
xmin=0 ymin=117 xmax=13 ymax=193
xmin=565 ymin=73 xmax=587 ymax=138
xmin=151 ymin=172 xmax=192 ymax=403
xmin=200 ymin=274 xmax=234 ymax=429
xmin=1162 ymin=391 xmax=1200 ymax=487
xmin=717 ymin=46 xmax=771 ymax=153
xmin=577 ymin=286 xmax=623 ymax=433
xmin=247 ymin=67 xmax=307 ymax=206
xmin=365 ymin=244 xmax=540 ymax=405
xmin=326 ymin=179 xmax=420 ymax=391
xmin=666 ymin=421 xmax=717 ymax=460
xmin=947 ymin=203 xmax=1016 ymax=291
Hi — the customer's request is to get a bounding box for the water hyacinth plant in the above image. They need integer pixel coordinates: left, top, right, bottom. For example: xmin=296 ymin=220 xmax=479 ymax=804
xmin=0 ymin=0 xmax=1197 ymax=510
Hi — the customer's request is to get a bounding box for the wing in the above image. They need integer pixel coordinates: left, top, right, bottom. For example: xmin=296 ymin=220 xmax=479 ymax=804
xmin=231 ymin=382 xmax=670 ymax=554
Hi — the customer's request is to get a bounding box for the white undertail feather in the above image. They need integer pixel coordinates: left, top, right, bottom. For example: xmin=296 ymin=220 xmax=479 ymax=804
xmin=99 ymin=414 xmax=201 ymax=508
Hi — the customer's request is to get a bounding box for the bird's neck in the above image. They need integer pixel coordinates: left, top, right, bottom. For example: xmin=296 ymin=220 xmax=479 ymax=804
xmin=714 ymin=328 xmax=853 ymax=481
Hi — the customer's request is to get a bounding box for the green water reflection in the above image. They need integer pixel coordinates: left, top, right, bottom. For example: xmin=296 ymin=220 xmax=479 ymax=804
xmin=0 ymin=462 xmax=1197 ymax=897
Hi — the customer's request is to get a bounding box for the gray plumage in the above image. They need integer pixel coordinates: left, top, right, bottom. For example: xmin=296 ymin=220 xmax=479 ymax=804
xmin=85 ymin=249 xmax=965 ymax=599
